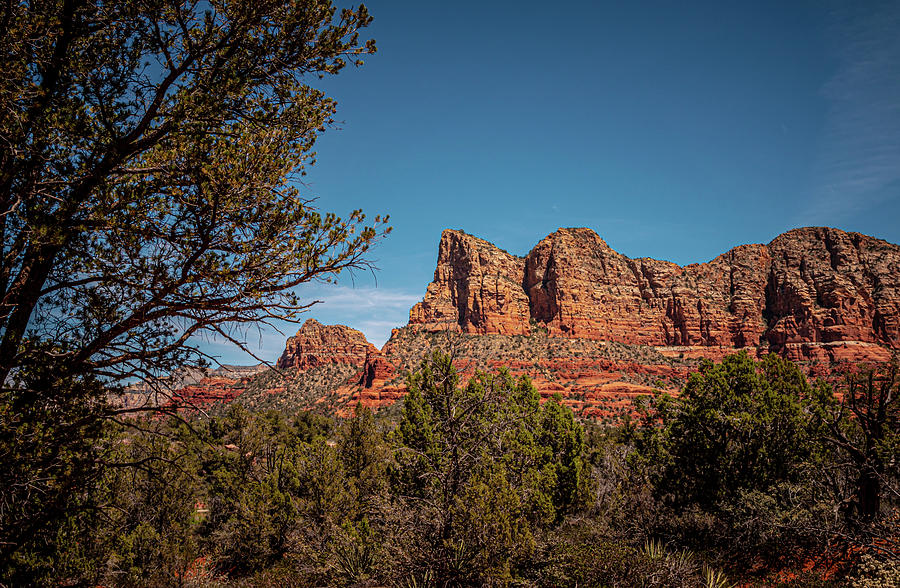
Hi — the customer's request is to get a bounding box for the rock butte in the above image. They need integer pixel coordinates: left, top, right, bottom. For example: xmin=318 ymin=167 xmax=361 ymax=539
xmin=408 ymin=226 xmax=900 ymax=362
xmin=276 ymin=318 xmax=378 ymax=370
xmin=171 ymin=227 xmax=900 ymax=417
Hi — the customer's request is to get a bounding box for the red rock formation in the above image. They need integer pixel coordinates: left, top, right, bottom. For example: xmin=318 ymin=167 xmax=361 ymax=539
xmin=408 ymin=230 xmax=530 ymax=335
xmin=359 ymin=349 xmax=395 ymax=389
xmin=166 ymin=227 xmax=900 ymax=421
xmin=765 ymin=227 xmax=900 ymax=349
xmin=277 ymin=319 xmax=378 ymax=370
xmin=170 ymin=377 xmax=244 ymax=408
xmin=409 ymin=227 xmax=900 ymax=360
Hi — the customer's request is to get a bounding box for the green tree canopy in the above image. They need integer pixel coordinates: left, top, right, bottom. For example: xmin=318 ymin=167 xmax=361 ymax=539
xmin=645 ymin=352 xmax=820 ymax=509
xmin=392 ymin=350 xmax=590 ymax=584
xmin=0 ymin=0 xmax=388 ymax=388
xmin=0 ymin=0 xmax=385 ymax=576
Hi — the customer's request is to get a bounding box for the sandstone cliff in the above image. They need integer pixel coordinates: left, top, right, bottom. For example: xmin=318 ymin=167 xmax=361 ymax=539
xmin=408 ymin=229 xmax=530 ymax=335
xmin=409 ymin=227 xmax=900 ymax=360
xmin=276 ymin=319 xmax=378 ymax=370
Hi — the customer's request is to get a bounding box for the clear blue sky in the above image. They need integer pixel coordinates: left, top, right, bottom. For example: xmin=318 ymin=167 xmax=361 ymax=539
xmin=206 ymin=0 xmax=900 ymax=364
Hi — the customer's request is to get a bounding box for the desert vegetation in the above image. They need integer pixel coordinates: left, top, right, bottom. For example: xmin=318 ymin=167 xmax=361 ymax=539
xmin=3 ymin=350 xmax=898 ymax=585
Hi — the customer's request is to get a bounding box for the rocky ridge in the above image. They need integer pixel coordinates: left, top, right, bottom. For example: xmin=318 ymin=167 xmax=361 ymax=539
xmin=167 ymin=226 xmax=899 ymax=419
xmin=167 ymin=320 xmax=375 ymax=413
xmin=409 ymin=227 xmax=900 ymax=362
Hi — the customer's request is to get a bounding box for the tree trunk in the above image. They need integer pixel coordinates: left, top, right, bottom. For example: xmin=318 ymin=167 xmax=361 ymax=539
xmin=855 ymin=465 xmax=881 ymax=521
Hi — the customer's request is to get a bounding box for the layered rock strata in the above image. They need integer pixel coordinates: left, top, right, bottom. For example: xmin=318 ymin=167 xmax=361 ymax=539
xmin=169 ymin=226 xmax=899 ymax=419
xmin=276 ymin=319 xmax=378 ymax=370
xmin=409 ymin=227 xmax=900 ymax=359
xmin=408 ymin=230 xmax=531 ymax=335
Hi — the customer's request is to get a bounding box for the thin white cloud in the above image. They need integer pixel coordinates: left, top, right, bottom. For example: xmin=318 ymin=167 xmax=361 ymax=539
xmin=355 ymin=319 xmax=407 ymax=349
xmin=309 ymin=285 xmax=422 ymax=311
xmin=289 ymin=284 xmax=422 ymax=348
xmin=313 ymin=286 xmax=421 ymax=347
xmin=807 ymin=2 xmax=900 ymax=222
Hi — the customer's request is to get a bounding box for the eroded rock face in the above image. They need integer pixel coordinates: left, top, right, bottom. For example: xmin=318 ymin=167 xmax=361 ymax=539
xmin=408 ymin=230 xmax=530 ymax=335
xmin=765 ymin=227 xmax=900 ymax=349
xmin=409 ymin=227 xmax=900 ymax=356
xmin=276 ymin=319 xmax=378 ymax=370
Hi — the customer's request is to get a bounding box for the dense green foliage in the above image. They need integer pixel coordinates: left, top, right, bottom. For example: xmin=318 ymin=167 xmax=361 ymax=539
xmin=628 ymin=352 xmax=899 ymax=575
xmin=0 ymin=364 xmax=110 ymax=582
xmin=647 ymin=352 xmax=820 ymax=508
xmin=391 ymin=351 xmax=591 ymax=583
xmin=3 ymin=350 xmax=897 ymax=586
xmin=0 ymin=0 xmax=387 ymax=576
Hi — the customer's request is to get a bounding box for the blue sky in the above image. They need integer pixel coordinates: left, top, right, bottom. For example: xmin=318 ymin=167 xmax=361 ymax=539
xmin=205 ymin=0 xmax=900 ymax=364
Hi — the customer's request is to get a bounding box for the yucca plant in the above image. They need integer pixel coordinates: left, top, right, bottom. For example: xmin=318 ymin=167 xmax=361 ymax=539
xmin=642 ymin=539 xmax=667 ymax=561
xmin=332 ymin=519 xmax=379 ymax=583
xmin=670 ymin=548 xmax=696 ymax=569
xmin=703 ymin=564 xmax=735 ymax=588
xmin=641 ymin=540 xmax=702 ymax=586
xmin=402 ymin=569 xmax=435 ymax=588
